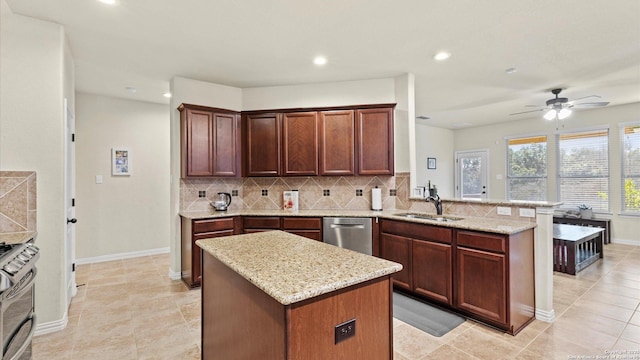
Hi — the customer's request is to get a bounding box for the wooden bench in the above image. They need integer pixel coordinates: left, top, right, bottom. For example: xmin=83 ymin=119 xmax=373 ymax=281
xmin=553 ymin=224 xmax=604 ymax=275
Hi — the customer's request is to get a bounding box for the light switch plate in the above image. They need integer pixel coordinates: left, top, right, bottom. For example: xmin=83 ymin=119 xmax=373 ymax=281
xmin=519 ymin=208 xmax=535 ymax=218
xmin=95 ymin=175 xmax=103 ymax=184
xmin=497 ymin=206 xmax=511 ymax=216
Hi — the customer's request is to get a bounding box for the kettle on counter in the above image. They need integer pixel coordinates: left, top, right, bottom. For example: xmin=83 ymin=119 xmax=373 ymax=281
xmin=211 ymin=192 xmax=232 ymax=211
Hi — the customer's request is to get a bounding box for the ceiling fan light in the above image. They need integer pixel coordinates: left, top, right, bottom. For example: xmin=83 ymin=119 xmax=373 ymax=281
xmin=543 ymin=109 xmax=557 ymax=120
xmin=558 ymin=108 xmax=572 ymax=120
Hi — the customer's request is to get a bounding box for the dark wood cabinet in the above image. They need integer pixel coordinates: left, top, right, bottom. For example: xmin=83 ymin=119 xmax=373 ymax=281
xmin=181 ymin=216 xmax=239 ymax=288
xmin=379 ymin=219 xmax=452 ymax=304
xmin=379 ymin=233 xmax=412 ymax=291
xmin=455 ymin=229 xmax=534 ymax=334
xmin=243 ymin=216 xmax=323 ymax=241
xmin=282 ymin=112 xmax=319 ymax=176
xmin=356 ymin=108 xmax=394 ymax=175
xmin=318 ymin=110 xmax=355 ymax=175
xmin=179 ymin=104 xmax=241 ymax=178
xmin=244 ymin=113 xmax=281 ymax=176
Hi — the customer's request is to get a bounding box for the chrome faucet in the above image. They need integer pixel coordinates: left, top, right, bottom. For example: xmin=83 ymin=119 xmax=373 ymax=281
xmin=425 ymin=183 xmax=443 ymax=215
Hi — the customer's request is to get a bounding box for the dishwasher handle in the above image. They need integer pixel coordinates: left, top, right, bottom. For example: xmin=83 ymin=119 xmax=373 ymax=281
xmin=330 ymin=223 xmax=366 ymax=229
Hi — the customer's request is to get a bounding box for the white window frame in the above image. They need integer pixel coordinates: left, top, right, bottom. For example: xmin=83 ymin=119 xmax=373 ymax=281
xmin=620 ymin=121 xmax=640 ymax=215
xmin=505 ymin=134 xmax=548 ymax=201
xmin=556 ymin=126 xmax=610 ymax=212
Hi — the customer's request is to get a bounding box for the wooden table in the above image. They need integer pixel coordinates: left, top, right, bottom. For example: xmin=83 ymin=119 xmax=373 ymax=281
xmin=553 ymin=224 xmax=604 ymax=275
xmin=553 ymin=216 xmax=611 ymax=244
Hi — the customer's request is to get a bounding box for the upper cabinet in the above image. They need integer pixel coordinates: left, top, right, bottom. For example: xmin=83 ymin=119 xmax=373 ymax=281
xmin=243 ymin=112 xmax=281 ymax=176
xmin=319 ymin=110 xmax=355 ymax=176
xmin=243 ymin=104 xmax=395 ymax=177
xmin=179 ymin=104 xmax=241 ymax=178
xmin=356 ymin=108 xmax=394 ymax=175
xmin=282 ymin=112 xmax=319 ymax=176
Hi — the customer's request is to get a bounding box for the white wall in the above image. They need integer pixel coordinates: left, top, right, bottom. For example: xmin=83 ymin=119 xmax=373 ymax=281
xmin=454 ymin=102 xmax=640 ymax=244
xmin=415 ymin=123 xmax=455 ymax=197
xmin=75 ymin=93 xmax=170 ymax=259
xmin=0 ymin=3 xmax=70 ymax=324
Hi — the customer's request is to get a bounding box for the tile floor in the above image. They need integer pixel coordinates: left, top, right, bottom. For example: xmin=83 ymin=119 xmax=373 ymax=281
xmin=33 ymin=243 xmax=640 ymax=360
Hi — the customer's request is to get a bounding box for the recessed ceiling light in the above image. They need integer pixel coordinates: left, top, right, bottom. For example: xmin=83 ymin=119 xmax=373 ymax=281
xmin=98 ymin=0 xmax=117 ymax=5
xmin=433 ymin=51 xmax=451 ymax=61
xmin=163 ymin=92 xmax=172 ymax=98
xmin=313 ymin=56 xmax=327 ymax=66
xmin=125 ymin=86 xmax=137 ymax=94
xmin=505 ymin=67 xmax=517 ymax=74
xmin=416 ymin=115 xmax=430 ymax=120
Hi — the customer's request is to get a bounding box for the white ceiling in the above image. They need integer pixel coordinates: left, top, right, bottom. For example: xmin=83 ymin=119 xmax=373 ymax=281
xmin=6 ymin=0 xmax=640 ymax=128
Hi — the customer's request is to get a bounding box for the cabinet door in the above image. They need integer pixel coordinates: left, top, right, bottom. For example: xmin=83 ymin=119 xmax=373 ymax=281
xmin=412 ymin=240 xmax=452 ymax=305
xmin=183 ymin=108 xmax=214 ymax=177
xmin=456 ymin=247 xmax=507 ymax=325
xmin=282 ymin=112 xmax=319 ymax=176
xmin=380 ymin=233 xmax=412 ymax=291
xmin=212 ymin=113 xmax=241 ymax=177
xmin=194 ymin=229 xmax=234 ymax=285
xmin=356 ymin=108 xmax=394 ymax=175
xmin=244 ymin=113 xmax=281 ymax=176
xmin=318 ymin=110 xmax=355 ymax=175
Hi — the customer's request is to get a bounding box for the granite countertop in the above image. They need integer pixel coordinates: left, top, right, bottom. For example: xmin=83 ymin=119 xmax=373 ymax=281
xmin=0 ymin=231 xmax=37 ymax=245
xmin=196 ymin=230 xmax=402 ymax=305
xmin=181 ymin=209 xmax=536 ymax=235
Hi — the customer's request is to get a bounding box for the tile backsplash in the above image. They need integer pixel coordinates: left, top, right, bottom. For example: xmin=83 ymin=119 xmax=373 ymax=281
xmin=0 ymin=171 xmax=37 ymax=233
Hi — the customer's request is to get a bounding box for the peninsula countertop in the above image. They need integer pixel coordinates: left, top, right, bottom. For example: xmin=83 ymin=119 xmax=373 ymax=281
xmin=195 ymin=230 xmax=402 ymax=305
xmin=181 ymin=209 xmax=536 ymax=235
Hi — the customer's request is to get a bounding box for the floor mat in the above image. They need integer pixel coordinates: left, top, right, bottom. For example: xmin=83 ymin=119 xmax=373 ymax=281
xmin=393 ymin=292 xmax=465 ymax=337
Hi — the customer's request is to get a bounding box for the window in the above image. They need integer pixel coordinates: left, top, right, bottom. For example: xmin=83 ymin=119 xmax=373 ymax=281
xmin=621 ymin=123 xmax=640 ymax=214
xmin=507 ymin=135 xmax=547 ymax=201
xmin=557 ymin=129 xmax=609 ymax=211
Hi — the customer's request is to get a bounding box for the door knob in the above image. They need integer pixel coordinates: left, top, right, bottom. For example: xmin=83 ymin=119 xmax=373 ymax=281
xmin=67 ymin=218 xmax=77 ymax=224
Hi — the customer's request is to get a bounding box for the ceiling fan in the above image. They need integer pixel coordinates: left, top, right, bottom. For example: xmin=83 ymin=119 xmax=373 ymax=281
xmin=510 ymin=88 xmax=610 ymax=120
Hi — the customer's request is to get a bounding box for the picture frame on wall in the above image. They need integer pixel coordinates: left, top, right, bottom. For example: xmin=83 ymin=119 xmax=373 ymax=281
xmin=427 ymin=157 xmax=437 ymax=169
xmin=112 ymin=148 xmax=131 ymax=176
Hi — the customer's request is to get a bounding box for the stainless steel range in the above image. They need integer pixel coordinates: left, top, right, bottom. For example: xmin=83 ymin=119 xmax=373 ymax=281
xmin=0 ymin=240 xmax=39 ymax=360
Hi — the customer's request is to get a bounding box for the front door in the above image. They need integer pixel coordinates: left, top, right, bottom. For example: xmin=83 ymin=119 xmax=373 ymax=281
xmin=455 ymin=150 xmax=489 ymax=199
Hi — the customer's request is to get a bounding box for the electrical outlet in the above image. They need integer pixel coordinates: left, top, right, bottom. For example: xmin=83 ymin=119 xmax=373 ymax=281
xmin=519 ymin=208 xmax=535 ymax=218
xmin=497 ymin=206 xmax=511 ymax=216
xmin=334 ymin=319 xmax=356 ymax=344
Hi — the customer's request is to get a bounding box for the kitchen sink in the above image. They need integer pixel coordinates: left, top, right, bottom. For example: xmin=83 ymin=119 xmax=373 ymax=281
xmin=393 ymin=213 xmax=463 ymax=222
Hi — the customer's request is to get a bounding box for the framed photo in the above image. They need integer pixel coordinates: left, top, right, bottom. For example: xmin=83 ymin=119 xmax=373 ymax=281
xmin=412 ymin=187 xmax=425 ymax=197
xmin=112 ymin=148 xmax=131 ymax=176
xmin=427 ymin=157 xmax=437 ymax=169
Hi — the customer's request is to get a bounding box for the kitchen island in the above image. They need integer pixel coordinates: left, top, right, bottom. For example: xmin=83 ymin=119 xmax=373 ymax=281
xmin=196 ymin=230 xmax=402 ymax=360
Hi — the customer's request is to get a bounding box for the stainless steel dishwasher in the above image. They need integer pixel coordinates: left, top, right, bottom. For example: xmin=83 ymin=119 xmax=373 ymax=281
xmin=322 ymin=217 xmax=373 ymax=255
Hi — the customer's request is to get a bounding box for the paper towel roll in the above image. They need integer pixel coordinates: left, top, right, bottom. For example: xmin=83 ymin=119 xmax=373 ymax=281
xmin=371 ymin=187 xmax=382 ymax=211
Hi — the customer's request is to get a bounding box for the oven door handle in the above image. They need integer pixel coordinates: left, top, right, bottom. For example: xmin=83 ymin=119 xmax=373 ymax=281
xmin=4 ymin=268 xmax=37 ymax=305
xmin=4 ymin=313 xmax=36 ymax=360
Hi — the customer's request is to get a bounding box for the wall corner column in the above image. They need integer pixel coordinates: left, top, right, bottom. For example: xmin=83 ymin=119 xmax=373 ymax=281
xmin=534 ymin=206 xmax=555 ymax=322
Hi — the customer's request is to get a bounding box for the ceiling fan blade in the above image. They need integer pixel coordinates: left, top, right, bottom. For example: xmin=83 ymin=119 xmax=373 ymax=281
xmin=572 ymin=101 xmax=610 ymax=108
xmin=509 ymin=109 xmax=544 ymax=115
xmin=524 ymin=105 xmax=546 ymax=108
xmin=567 ymin=95 xmax=601 ymax=104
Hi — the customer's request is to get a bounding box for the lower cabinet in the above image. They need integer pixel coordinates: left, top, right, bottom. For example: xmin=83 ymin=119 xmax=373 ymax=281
xmin=243 ymin=216 xmax=322 ymax=241
xmin=379 ymin=219 xmax=534 ymax=335
xmin=181 ymin=216 xmax=239 ymax=288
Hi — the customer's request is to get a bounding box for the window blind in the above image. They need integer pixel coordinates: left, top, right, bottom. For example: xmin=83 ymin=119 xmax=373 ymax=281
xmin=622 ymin=123 xmax=640 ymax=213
xmin=507 ymin=135 xmax=547 ymax=201
xmin=557 ymin=129 xmax=609 ymax=211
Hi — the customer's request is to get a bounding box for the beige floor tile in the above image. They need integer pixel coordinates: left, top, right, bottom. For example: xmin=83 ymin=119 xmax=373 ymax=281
xmin=630 ymin=311 xmax=640 ymax=327
xmin=420 ymin=344 xmax=479 ymax=360
xmin=571 ymin=298 xmax=636 ymax=323
xmin=609 ymin=338 xmax=640 ymax=352
xmin=447 ymin=326 xmax=523 ymax=360
xmin=393 ymin=323 xmax=443 ymax=359
xmin=620 ymin=323 xmax=640 ymax=342
xmin=559 ymin=307 xmax=627 ymax=338
xmin=523 ymin=331 xmax=596 ymax=359
xmin=580 ymin=287 xmax=640 ymax=310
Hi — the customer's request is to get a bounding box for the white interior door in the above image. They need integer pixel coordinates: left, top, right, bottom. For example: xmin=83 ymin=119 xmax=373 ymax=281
xmin=64 ymin=98 xmax=77 ymax=306
xmin=455 ymin=150 xmax=489 ymax=199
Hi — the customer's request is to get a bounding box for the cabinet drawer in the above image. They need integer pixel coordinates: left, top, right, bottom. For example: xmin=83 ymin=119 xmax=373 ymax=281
xmin=282 ymin=217 xmax=321 ymax=230
xmin=194 ymin=229 xmax=234 ymax=240
xmin=457 ymin=231 xmax=506 ymax=253
xmin=193 ymin=218 xmax=235 ymax=234
xmin=243 ymin=216 xmax=281 ymax=229
xmin=287 ymin=230 xmax=322 ymax=241
xmin=380 ymin=219 xmax=452 ymax=244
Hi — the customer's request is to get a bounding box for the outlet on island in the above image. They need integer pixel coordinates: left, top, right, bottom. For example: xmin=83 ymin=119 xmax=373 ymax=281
xmin=334 ymin=318 xmax=356 ymax=344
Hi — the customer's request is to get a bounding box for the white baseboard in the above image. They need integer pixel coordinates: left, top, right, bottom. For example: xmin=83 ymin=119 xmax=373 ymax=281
xmin=168 ymin=268 xmax=181 ymax=280
xmin=535 ymin=308 xmax=555 ymax=323
xmin=34 ymin=313 xmax=68 ymax=336
xmin=75 ymin=247 xmax=170 ymax=265
xmin=611 ymin=238 xmax=640 ymax=246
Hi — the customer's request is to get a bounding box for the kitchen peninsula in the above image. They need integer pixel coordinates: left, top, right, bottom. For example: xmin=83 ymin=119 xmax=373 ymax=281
xmin=196 ymin=231 xmax=402 ymax=360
